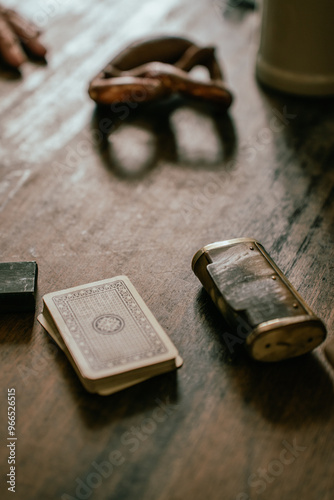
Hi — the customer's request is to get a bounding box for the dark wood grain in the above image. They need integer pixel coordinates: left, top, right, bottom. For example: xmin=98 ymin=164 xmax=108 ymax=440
xmin=0 ymin=1 xmax=333 ymax=500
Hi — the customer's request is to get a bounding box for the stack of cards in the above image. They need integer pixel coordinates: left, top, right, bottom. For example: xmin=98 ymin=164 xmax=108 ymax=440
xmin=37 ymin=276 xmax=183 ymax=395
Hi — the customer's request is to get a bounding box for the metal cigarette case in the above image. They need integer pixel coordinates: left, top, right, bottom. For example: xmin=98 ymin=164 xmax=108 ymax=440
xmin=192 ymin=238 xmax=327 ymax=362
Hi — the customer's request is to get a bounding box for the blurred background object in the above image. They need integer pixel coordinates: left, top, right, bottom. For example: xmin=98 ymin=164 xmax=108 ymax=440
xmin=256 ymin=0 xmax=334 ymax=95
xmin=0 ymin=4 xmax=47 ymax=68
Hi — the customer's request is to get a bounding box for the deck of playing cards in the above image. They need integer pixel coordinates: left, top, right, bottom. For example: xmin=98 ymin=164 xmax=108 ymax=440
xmin=37 ymin=276 xmax=183 ymax=395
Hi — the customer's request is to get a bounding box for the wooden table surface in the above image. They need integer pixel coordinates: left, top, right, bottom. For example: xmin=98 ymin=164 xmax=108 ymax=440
xmin=1 ymin=1 xmax=333 ymax=499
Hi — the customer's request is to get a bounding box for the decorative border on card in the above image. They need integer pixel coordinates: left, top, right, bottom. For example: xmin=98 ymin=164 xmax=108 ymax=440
xmin=52 ymin=280 xmax=168 ymax=371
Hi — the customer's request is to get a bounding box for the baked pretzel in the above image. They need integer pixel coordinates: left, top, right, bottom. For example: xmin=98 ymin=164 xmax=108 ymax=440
xmin=88 ymin=36 xmax=233 ymax=109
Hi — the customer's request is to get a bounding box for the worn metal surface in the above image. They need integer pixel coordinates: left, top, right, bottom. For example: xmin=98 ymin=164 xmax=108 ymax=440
xmin=192 ymin=238 xmax=327 ymax=361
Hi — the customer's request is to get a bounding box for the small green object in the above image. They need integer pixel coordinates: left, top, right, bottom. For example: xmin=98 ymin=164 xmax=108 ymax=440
xmin=0 ymin=261 xmax=38 ymax=312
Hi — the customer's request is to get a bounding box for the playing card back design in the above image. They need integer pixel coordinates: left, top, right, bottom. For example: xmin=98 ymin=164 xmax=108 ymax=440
xmin=51 ymin=279 xmax=168 ymax=371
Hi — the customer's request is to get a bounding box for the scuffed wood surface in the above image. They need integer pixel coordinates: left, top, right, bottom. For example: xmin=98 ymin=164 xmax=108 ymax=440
xmin=0 ymin=1 xmax=333 ymax=499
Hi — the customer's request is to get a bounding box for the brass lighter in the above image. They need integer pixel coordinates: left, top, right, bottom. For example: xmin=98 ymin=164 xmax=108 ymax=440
xmin=192 ymin=238 xmax=327 ymax=362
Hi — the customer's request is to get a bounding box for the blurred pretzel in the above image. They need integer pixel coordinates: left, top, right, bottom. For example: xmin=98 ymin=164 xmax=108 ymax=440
xmin=88 ymin=36 xmax=233 ymax=109
xmin=0 ymin=5 xmax=47 ymax=67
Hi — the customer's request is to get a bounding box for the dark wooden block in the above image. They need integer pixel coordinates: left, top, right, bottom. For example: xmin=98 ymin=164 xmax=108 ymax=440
xmin=0 ymin=261 xmax=38 ymax=312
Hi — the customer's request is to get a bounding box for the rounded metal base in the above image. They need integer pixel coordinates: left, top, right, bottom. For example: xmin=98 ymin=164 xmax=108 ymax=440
xmin=247 ymin=316 xmax=327 ymax=362
xmin=256 ymin=55 xmax=334 ymax=97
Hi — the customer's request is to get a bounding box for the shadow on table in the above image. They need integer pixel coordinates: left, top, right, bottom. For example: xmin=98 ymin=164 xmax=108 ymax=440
xmin=0 ymin=54 xmax=47 ymax=80
xmin=228 ymin=353 xmax=334 ymax=428
xmin=195 ymin=287 xmax=334 ymax=429
xmin=0 ymin=65 xmax=22 ymax=80
xmin=222 ymin=0 xmax=257 ymax=21
xmin=0 ymin=312 xmax=34 ymax=343
xmin=256 ymin=82 xmax=334 ymax=174
xmin=90 ymin=95 xmax=237 ymax=180
xmin=254 ymin=83 xmax=334 ymax=263
xmin=52 ymin=342 xmax=180 ymax=429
